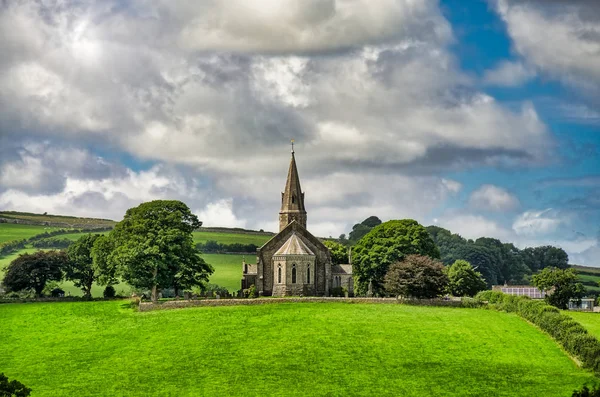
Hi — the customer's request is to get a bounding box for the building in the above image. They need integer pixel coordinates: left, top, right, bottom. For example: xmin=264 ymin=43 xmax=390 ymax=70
xmin=492 ymin=285 xmax=546 ymax=299
xmin=241 ymin=147 xmax=353 ymax=296
xmin=568 ymin=298 xmax=595 ymax=312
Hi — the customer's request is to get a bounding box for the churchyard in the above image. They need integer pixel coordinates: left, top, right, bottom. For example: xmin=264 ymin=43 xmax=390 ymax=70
xmin=0 ymin=301 xmax=595 ymax=396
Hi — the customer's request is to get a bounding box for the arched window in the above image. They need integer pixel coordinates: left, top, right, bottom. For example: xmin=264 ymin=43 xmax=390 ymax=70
xmin=292 ymin=194 xmax=296 ymax=204
xmin=307 ymin=265 xmax=311 ymax=284
xmin=292 ymin=264 xmax=297 ymax=284
xmin=278 ymin=265 xmax=282 ymax=284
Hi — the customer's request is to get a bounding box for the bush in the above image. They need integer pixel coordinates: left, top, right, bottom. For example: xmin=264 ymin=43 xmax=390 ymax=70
xmin=50 ymin=288 xmax=64 ymax=298
xmin=573 ymin=384 xmax=600 ymax=397
xmin=103 ymin=285 xmax=116 ymax=298
xmin=0 ymin=373 xmax=31 ymax=396
xmin=330 ymin=287 xmax=347 ymax=297
xmin=243 ymin=284 xmax=258 ymax=299
xmin=477 ymin=291 xmax=600 ymax=372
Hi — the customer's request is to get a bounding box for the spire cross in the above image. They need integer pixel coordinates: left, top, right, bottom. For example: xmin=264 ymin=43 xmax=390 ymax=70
xmin=291 ymin=139 xmax=295 ymax=153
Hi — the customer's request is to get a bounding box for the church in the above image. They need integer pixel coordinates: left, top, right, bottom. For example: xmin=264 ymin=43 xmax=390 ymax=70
xmin=241 ymin=147 xmax=354 ymax=296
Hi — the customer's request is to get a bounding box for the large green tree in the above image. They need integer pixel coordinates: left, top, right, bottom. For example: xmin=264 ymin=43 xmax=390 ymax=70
xmin=522 ymin=246 xmax=569 ymax=272
xmin=64 ymin=234 xmax=105 ymax=299
xmin=532 ymin=267 xmax=584 ymax=309
xmin=323 ymin=240 xmax=347 ymax=265
xmin=348 ymin=216 xmax=383 ymax=245
xmin=352 ymin=219 xmax=440 ymax=295
xmin=107 ymin=200 xmax=213 ymax=302
xmin=384 ymin=254 xmax=448 ymax=298
xmin=445 ymin=259 xmax=487 ymax=297
xmin=2 ymin=251 xmax=66 ymax=297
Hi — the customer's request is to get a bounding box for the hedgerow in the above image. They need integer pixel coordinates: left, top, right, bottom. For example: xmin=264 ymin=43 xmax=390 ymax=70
xmin=475 ymin=291 xmax=600 ymax=372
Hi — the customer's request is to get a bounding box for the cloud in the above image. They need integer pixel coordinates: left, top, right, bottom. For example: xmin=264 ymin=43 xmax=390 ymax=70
xmin=196 ymin=199 xmax=246 ymax=228
xmin=512 ymin=208 xmax=568 ymax=236
xmin=483 ymin=61 xmax=536 ymax=87
xmin=493 ymin=0 xmax=600 ymax=106
xmin=436 ymin=213 xmax=513 ymax=241
xmin=468 ymin=184 xmax=520 ymax=212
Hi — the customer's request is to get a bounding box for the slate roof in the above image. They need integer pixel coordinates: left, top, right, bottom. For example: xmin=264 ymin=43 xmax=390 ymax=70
xmin=332 ymin=264 xmax=353 ymax=275
xmin=273 ymin=232 xmax=315 ymax=256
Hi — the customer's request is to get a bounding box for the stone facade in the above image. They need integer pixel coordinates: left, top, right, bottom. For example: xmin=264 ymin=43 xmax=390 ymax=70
xmin=241 ymin=149 xmax=353 ymax=297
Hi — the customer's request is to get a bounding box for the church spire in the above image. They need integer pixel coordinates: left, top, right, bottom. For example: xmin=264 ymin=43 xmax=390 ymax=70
xmin=279 ymin=142 xmax=307 ymax=231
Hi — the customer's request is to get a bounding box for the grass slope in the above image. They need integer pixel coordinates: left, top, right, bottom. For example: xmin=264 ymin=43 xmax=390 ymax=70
xmin=0 ymin=211 xmax=116 ymax=227
xmin=192 ymin=230 xmax=271 ymax=246
xmin=0 ymin=302 xmax=593 ymax=396
xmin=0 ymin=224 xmax=58 ymax=244
xmin=567 ymin=311 xmax=600 ymax=338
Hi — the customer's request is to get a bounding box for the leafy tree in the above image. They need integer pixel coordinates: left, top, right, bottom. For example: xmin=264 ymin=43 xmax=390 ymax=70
xmin=90 ymin=235 xmax=118 ymax=286
xmin=361 ymin=216 xmax=382 ymax=228
xmin=64 ymin=234 xmax=104 ymax=299
xmin=445 ymin=260 xmax=487 ymax=297
xmin=522 ymin=246 xmax=569 ymax=272
xmin=532 ymin=267 xmax=585 ymax=309
xmin=0 ymin=373 xmax=31 ymax=397
xmin=2 ymin=251 xmax=66 ymax=297
xmin=107 ymin=200 xmax=213 ymax=302
xmin=453 ymin=244 xmax=500 ymax=286
xmin=384 ymin=254 xmax=448 ymax=298
xmin=348 ymin=223 xmax=372 ymax=245
xmin=323 ymin=240 xmax=347 ymax=265
xmin=352 ymin=219 xmax=440 ymax=295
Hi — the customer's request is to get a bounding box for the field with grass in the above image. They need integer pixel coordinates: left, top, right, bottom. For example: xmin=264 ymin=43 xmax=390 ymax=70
xmin=192 ymin=230 xmax=272 ymax=246
xmin=0 ymin=211 xmax=116 ymax=227
xmin=0 ymin=301 xmax=594 ymax=396
xmin=567 ymin=311 xmax=600 ymax=338
xmin=0 ymin=224 xmax=59 ymax=243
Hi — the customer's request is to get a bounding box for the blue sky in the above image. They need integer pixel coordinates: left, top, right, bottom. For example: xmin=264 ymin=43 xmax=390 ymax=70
xmin=0 ymin=0 xmax=599 ymax=264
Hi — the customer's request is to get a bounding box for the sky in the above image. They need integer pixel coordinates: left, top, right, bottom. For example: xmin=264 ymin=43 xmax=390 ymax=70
xmin=0 ymin=0 xmax=599 ymax=265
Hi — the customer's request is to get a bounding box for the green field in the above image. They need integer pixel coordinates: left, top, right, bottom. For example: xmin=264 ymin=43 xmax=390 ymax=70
xmin=0 ymin=224 xmax=59 ymax=244
xmin=0 ymin=211 xmax=116 ymax=227
xmin=192 ymin=230 xmax=271 ymax=246
xmin=568 ymin=311 xmax=600 ymax=338
xmin=0 ymin=301 xmax=594 ymax=396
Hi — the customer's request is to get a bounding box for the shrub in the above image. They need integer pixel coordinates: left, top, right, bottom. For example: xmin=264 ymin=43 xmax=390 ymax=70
xmin=330 ymin=287 xmax=347 ymax=297
xmin=573 ymin=384 xmax=600 ymax=397
xmin=0 ymin=373 xmax=31 ymax=396
xmin=103 ymin=285 xmax=116 ymax=299
xmin=243 ymin=284 xmax=258 ymax=299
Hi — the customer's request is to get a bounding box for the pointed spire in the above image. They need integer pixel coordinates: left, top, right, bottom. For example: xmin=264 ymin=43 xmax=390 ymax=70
xmin=279 ymin=145 xmax=307 ymax=231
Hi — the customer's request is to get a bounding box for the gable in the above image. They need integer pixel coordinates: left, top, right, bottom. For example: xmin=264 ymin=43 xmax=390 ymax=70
xmin=260 ymin=220 xmax=329 ymax=254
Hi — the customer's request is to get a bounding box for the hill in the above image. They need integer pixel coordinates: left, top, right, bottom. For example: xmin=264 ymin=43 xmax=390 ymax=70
xmin=0 ymin=211 xmax=116 ymax=228
xmin=572 ymin=265 xmax=600 ymax=294
xmin=0 ymin=301 xmax=593 ymax=396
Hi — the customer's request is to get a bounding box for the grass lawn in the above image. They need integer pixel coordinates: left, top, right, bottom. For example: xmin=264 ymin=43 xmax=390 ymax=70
xmin=0 ymin=224 xmax=59 ymax=244
xmin=0 ymin=302 xmax=594 ymax=396
xmin=567 ymin=311 xmax=600 ymax=338
xmin=203 ymin=253 xmax=249 ymax=291
xmin=193 ymin=230 xmax=271 ymax=246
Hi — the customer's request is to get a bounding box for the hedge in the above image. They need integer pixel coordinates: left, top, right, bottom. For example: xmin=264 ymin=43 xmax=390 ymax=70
xmin=476 ymin=290 xmax=600 ymax=372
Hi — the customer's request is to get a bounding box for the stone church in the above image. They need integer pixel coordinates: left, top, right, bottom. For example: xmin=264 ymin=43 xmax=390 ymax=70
xmin=241 ymin=148 xmax=353 ymax=296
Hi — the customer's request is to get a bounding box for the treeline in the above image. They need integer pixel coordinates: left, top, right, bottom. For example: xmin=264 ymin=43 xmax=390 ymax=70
xmin=426 ymin=226 xmax=568 ymax=286
xmin=31 ymin=238 xmax=72 ymax=249
xmin=196 ymin=240 xmax=258 ymax=254
xmin=0 ymin=227 xmax=112 ymax=257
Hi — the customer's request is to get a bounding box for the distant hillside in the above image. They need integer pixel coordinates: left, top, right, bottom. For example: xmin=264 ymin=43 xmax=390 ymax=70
xmin=0 ymin=211 xmax=116 ymax=229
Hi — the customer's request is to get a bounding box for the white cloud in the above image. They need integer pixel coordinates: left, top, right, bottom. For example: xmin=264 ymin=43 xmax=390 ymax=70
xmin=196 ymin=199 xmax=246 ymax=228
xmin=468 ymin=184 xmax=520 ymax=212
xmin=483 ymin=61 xmax=536 ymax=87
xmin=512 ymin=208 xmax=567 ymax=236
xmin=436 ymin=213 xmax=513 ymax=241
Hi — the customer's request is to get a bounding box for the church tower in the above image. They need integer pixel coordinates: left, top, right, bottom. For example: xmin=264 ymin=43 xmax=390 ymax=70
xmin=279 ymin=145 xmax=307 ymax=232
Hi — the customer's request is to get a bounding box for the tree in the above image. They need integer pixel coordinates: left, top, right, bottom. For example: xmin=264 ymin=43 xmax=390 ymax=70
xmin=107 ymin=200 xmax=213 ymax=302
xmin=532 ymin=267 xmax=585 ymax=309
xmin=352 ymin=219 xmax=440 ymax=295
xmin=64 ymin=234 xmax=103 ymax=299
xmin=445 ymin=260 xmax=487 ymax=297
xmin=522 ymin=246 xmax=569 ymax=272
xmin=384 ymin=254 xmax=448 ymax=298
xmin=90 ymin=235 xmax=118 ymax=286
xmin=323 ymin=240 xmax=347 ymax=265
xmin=0 ymin=373 xmax=31 ymax=397
xmin=2 ymin=251 xmax=66 ymax=297
xmin=361 ymin=216 xmax=382 ymax=228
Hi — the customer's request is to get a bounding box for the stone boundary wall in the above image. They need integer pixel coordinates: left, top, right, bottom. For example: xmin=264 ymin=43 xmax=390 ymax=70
xmin=138 ymin=297 xmax=466 ymax=312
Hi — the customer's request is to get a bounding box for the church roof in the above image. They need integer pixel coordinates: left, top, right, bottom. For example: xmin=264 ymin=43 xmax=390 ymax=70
xmin=274 ymin=232 xmax=315 ymax=256
xmin=281 ymin=151 xmax=306 ymax=212
xmin=332 ymin=264 xmax=353 ymax=275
